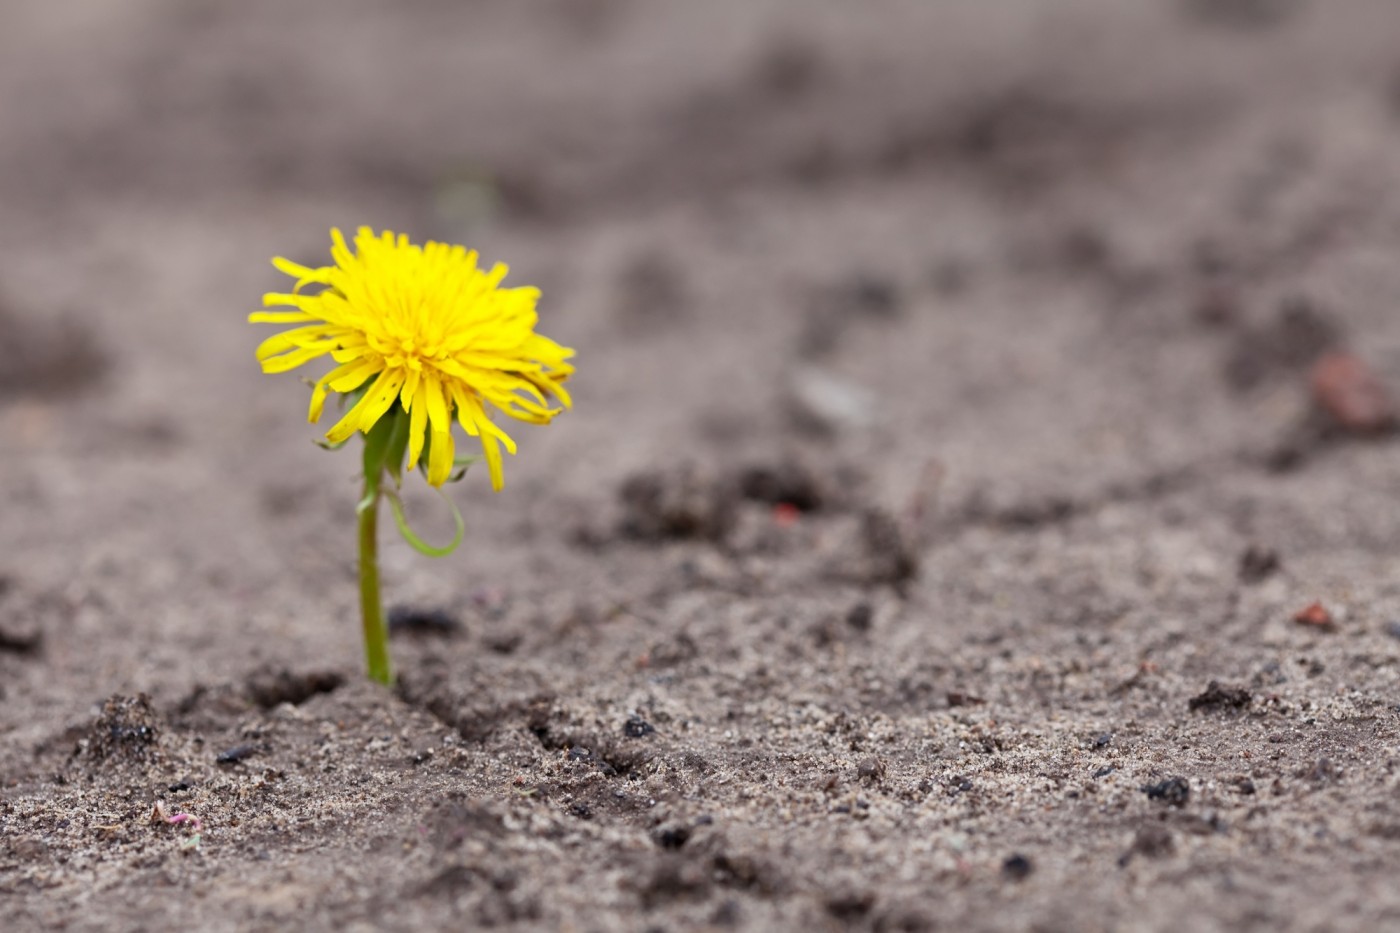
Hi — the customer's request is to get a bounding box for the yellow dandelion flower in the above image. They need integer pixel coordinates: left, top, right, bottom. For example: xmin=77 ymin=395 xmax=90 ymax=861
xmin=251 ymin=227 xmax=574 ymax=490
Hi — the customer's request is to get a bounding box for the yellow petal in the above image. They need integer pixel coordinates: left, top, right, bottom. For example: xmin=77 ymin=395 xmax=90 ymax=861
xmin=423 ymin=373 xmax=450 ymax=437
xmin=398 ymin=368 xmax=421 ymax=413
xmin=248 ymin=310 xmax=316 ymax=324
xmin=421 ymin=375 xmax=455 ymax=487
xmin=452 ymin=388 xmax=514 ymax=491
xmin=308 ymin=358 xmax=375 ymax=423
xmin=466 ymin=396 xmax=517 ymax=455
xmin=261 ymin=292 xmax=320 ymax=311
xmin=327 ymin=357 xmax=380 ymax=393
xmin=255 ymin=325 xmax=340 ymax=362
xmin=406 ymin=381 xmax=429 ymax=471
xmin=325 ymin=368 xmax=395 ymax=443
xmin=352 ymin=369 xmax=406 ymax=435
xmin=271 ymin=257 xmax=333 ymax=293
xmin=479 ymin=431 xmax=504 ymax=492
xmin=260 ymin=345 xmax=332 ymax=374
xmin=427 ymin=429 xmax=454 ymax=487
xmin=330 ymin=228 xmax=355 ymax=271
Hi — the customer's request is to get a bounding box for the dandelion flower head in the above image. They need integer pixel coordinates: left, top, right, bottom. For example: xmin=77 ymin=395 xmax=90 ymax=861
xmin=252 ymin=228 xmax=573 ymax=490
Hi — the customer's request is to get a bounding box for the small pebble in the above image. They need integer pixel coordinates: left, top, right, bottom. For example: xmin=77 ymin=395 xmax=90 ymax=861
xmin=1002 ymin=854 xmax=1033 ymax=881
xmin=1188 ymin=681 xmax=1253 ymax=713
xmin=1293 ymin=602 xmax=1335 ymax=629
xmin=216 ymin=745 xmax=260 ymax=765
xmin=1238 ymin=545 xmax=1280 ymax=583
xmin=857 ymin=756 xmax=886 ymax=782
xmin=1310 ymin=352 xmax=1394 ymax=434
xmin=387 ymin=606 xmax=461 ymax=637
xmin=624 ymin=716 xmax=655 ymax=739
xmin=1142 ymin=776 xmax=1190 ymax=807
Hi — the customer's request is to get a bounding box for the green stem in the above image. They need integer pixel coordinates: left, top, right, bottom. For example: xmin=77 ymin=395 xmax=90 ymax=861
xmin=357 ymin=474 xmax=392 ymax=686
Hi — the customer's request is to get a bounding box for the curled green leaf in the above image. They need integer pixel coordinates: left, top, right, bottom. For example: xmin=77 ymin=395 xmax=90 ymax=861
xmin=382 ymin=484 xmax=464 ymax=557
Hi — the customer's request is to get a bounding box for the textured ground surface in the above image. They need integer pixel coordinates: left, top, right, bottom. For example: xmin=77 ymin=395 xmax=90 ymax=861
xmin=6 ymin=1 xmax=1400 ymax=930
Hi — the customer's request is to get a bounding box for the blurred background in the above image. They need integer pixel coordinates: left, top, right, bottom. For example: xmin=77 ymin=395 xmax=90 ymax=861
xmin=4 ymin=0 xmax=1400 ymax=698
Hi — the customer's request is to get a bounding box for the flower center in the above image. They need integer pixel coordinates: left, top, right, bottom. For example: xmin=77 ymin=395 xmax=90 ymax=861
xmin=369 ymin=330 xmax=447 ymax=372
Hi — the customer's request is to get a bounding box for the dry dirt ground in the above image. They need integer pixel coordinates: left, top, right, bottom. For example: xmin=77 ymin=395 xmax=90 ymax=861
xmin=6 ymin=1 xmax=1400 ymax=930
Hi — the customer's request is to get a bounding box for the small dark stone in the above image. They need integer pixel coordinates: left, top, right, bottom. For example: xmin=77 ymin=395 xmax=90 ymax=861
xmin=843 ymin=275 xmax=900 ymax=319
xmin=735 ymin=460 xmax=827 ymax=512
xmin=1384 ymin=621 xmax=1400 ymax=641
xmin=825 ymin=890 xmax=876 ymax=921
xmin=845 ymin=602 xmax=874 ymax=632
xmin=167 ymin=780 xmax=194 ymax=793
xmin=1130 ymin=823 xmax=1175 ymax=859
xmin=483 ymin=632 xmax=522 ymax=655
xmin=1142 ymin=776 xmax=1190 ymax=807
xmin=216 ymin=744 xmax=261 ymax=766
xmin=946 ymin=691 xmax=986 ymax=708
xmin=856 ymin=756 xmax=886 ymax=782
xmin=1093 ymin=732 xmax=1113 ymax=748
xmin=624 ymin=716 xmax=655 ymax=739
xmin=1238 ymin=545 xmax=1281 ymax=583
xmin=387 ymin=606 xmax=462 ymax=637
xmin=1253 ymin=661 xmax=1287 ymax=686
xmin=1189 ymin=681 xmax=1253 ymax=713
xmin=1092 ymin=766 xmax=1115 ymax=779
xmin=0 ymin=619 xmax=42 ymax=656
xmin=569 ymin=801 xmax=593 ymax=820
xmin=245 ymin=667 xmax=344 ymax=709
xmin=654 ymin=825 xmax=691 ymax=850
xmin=1001 ymin=854 xmax=1034 ymax=881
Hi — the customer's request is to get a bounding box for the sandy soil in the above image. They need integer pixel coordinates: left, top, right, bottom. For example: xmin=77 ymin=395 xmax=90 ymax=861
xmin=6 ymin=1 xmax=1400 ymax=930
